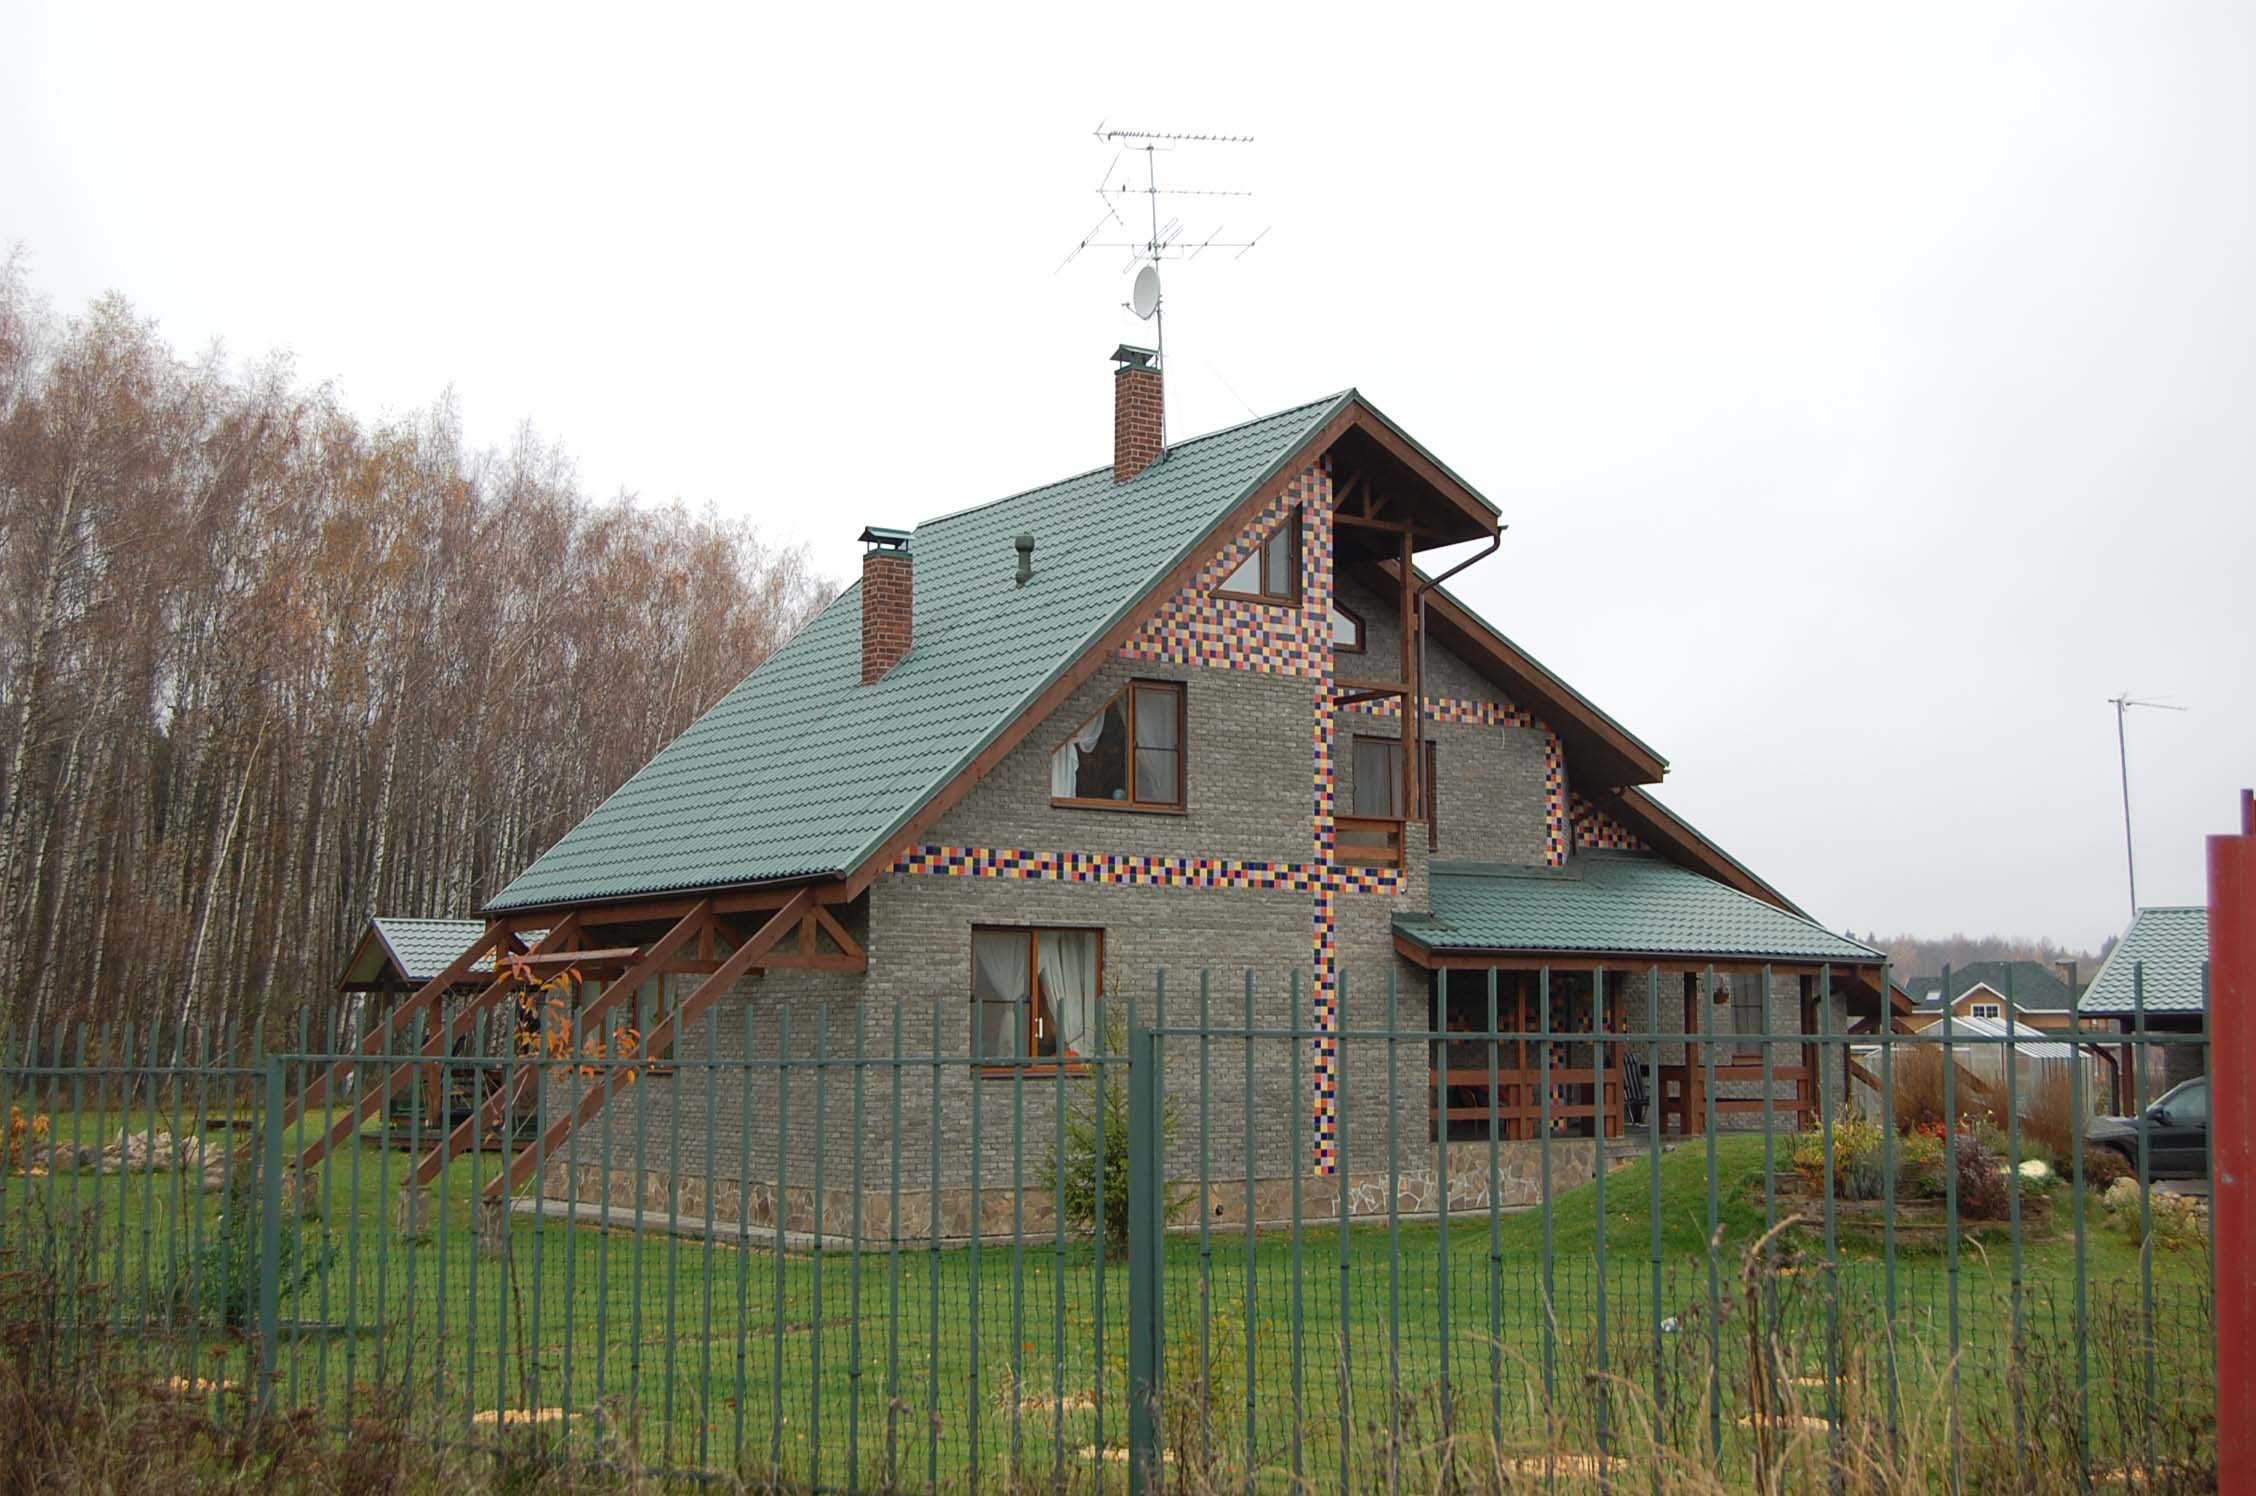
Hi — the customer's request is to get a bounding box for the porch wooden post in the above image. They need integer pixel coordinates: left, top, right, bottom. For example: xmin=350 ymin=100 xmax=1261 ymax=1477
xmin=1799 ymin=972 xmax=1818 ymax=1130
xmin=1609 ymin=972 xmax=1626 ymax=1139
xmin=1398 ymin=530 xmax=1420 ymax=830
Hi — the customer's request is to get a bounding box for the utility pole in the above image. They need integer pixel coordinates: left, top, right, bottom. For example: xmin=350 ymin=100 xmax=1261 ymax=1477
xmin=2109 ymin=692 xmax=2188 ymax=917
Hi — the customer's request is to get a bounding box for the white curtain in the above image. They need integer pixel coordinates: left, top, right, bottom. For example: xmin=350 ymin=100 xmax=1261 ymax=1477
xmin=1050 ymin=711 xmax=1108 ymax=798
xmin=1037 ymin=930 xmax=1099 ymax=1056
xmin=972 ymin=930 xmax=1029 ymax=1058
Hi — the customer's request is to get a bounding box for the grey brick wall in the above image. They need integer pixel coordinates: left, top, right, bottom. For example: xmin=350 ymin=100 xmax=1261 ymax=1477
xmin=538 ymin=584 xmax=1833 ymax=1227
xmin=929 ymin=657 xmax=1313 ymax=863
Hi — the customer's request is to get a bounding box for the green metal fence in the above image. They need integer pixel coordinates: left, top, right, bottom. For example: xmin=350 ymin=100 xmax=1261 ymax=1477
xmin=0 ymin=961 xmax=2218 ymax=1492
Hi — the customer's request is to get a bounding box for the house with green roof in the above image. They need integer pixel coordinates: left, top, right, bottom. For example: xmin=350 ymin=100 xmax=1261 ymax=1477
xmin=2079 ymin=906 xmax=2210 ymax=1106
xmin=1900 ymin=960 xmax=2094 ymax=1034
xmin=291 ymin=348 xmax=1891 ymax=1228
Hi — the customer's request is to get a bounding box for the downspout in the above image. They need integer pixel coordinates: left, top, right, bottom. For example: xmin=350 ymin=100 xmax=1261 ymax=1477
xmin=1412 ymin=529 xmax=1505 ymax=844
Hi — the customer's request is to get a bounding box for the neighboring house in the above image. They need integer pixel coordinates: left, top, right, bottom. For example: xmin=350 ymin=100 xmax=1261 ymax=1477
xmin=294 ymin=349 xmax=1892 ymax=1232
xmin=1900 ymin=961 xmax=2093 ymax=1033
xmin=2078 ymin=906 xmax=2209 ymax=1107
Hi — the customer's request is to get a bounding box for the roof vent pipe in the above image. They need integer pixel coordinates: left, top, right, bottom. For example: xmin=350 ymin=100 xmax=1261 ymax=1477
xmin=1014 ymin=533 xmax=1035 ymax=587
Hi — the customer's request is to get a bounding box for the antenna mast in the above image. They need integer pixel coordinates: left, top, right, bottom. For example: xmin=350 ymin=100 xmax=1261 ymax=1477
xmin=2109 ymin=691 xmax=2190 ymax=917
xmin=1060 ymin=124 xmax=1268 ymax=448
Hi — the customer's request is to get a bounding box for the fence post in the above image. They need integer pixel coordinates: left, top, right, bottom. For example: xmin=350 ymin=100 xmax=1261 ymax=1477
xmin=1127 ymin=1016 xmax=1164 ymax=1496
xmin=256 ymin=1054 xmax=286 ymax=1422
xmin=2211 ymin=788 xmax=2254 ymax=1496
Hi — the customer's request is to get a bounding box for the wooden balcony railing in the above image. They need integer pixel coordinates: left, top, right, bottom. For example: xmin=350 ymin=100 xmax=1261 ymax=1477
xmin=1335 ymin=815 xmax=1404 ymax=868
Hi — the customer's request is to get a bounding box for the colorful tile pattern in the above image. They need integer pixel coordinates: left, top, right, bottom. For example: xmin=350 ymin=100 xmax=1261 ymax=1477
xmin=1570 ymin=793 xmax=1646 ymax=851
xmin=890 ymin=843 xmax=1390 ymax=895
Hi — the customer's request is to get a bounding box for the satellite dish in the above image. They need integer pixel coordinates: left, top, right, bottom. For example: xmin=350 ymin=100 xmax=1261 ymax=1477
xmin=1131 ymin=264 xmax=1162 ymax=320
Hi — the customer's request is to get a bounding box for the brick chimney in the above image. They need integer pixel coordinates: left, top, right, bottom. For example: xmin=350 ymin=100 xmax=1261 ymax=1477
xmin=1113 ymin=344 xmax=1162 ymax=483
xmin=858 ymin=526 xmax=912 ymax=684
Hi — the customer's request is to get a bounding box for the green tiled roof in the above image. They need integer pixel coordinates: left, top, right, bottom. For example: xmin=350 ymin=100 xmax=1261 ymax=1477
xmin=488 ymin=394 xmax=1364 ymax=912
xmin=346 ymin=917 xmax=549 ymax=985
xmin=1397 ymin=854 xmax=1881 ymax=963
xmin=2078 ymin=907 xmax=2209 ymax=1015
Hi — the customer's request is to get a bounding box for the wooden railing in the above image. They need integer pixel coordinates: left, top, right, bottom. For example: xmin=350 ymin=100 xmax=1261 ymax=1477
xmin=1657 ymin=1054 xmax=1817 ymax=1135
xmin=1335 ymin=815 xmax=1404 ymax=868
xmin=1430 ymin=1063 xmax=1628 ymax=1138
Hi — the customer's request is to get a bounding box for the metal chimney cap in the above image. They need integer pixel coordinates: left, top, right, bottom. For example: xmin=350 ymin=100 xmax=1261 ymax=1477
xmin=858 ymin=525 xmax=912 ymax=550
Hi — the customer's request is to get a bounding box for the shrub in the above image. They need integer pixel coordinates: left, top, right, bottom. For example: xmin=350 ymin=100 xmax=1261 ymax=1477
xmin=2 ymin=1106 xmax=48 ymax=1174
xmin=150 ymin=1168 xmax=338 ymax=1329
xmin=1949 ymin=1133 xmax=2011 ymax=1220
xmin=1896 ymin=1125 xmax=1945 ymax=1197
xmin=1036 ymin=1014 xmax=1191 ymax=1247
xmin=2082 ymin=1144 xmax=2132 ymax=1189
xmin=1789 ymin=1118 xmax=1885 ymax=1200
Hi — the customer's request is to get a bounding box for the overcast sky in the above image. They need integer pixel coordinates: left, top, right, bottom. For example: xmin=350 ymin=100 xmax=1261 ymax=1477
xmin=6 ymin=3 xmax=2249 ymax=951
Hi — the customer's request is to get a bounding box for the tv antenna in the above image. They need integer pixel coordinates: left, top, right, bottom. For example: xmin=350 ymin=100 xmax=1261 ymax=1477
xmin=1059 ymin=124 xmax=1267 ymax=446
xmin=2109 ymin=692 xmax=2189 ymax=917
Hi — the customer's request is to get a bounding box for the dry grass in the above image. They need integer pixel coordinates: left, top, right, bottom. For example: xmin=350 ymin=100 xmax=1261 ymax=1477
xmin=1889 ymin=1043 xmax=2003 ymax=1133
xmin=2022 ymin=1066 xmax=2083 ymax=1166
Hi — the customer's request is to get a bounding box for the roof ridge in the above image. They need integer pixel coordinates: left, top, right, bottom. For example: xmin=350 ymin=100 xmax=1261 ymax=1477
xmin=913 ymin=391 xmax=1354 ymax=533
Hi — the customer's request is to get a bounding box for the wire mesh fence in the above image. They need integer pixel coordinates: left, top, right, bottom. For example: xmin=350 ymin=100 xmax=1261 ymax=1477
xmin=0 ymin=960 xmax=2218 ymax=1492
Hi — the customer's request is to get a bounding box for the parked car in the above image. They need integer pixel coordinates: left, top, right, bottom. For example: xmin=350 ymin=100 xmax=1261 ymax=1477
xmin=2086 ymin=1076 xmax=2209 ymax=1179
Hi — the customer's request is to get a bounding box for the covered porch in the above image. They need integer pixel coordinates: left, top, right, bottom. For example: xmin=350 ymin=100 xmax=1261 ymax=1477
xmin=1397 ymin=853 xmax=1897 ymax=1139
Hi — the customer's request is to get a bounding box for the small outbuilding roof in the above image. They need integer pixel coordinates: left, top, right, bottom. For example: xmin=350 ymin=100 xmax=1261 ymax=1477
xmin=1395 ymin=854 xmax=1881 ymax=965
xmin=337 ymin=916 xmax=546 ymax=990
xmin=1929 ymin=1013 xmax=2082 ymax=1062
xmin=2078 ymin=906 xmax=2209 ymax=1016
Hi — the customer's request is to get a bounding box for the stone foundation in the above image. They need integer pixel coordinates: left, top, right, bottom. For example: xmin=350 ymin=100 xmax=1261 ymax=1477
xmin=537 ymin=1138 xmax=1627 ymax=1246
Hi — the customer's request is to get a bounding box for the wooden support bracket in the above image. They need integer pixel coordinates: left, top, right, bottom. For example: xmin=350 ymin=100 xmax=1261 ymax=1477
xmin=487 ymin=888 xmax=815 ymax=1200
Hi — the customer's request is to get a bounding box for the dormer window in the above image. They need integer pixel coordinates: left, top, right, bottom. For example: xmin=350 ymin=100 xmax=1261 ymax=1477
xmin=1050 ymin=680 xmax=1184 ymax=811
xmin=1218 ymin=513 xmax=1300 ymax=603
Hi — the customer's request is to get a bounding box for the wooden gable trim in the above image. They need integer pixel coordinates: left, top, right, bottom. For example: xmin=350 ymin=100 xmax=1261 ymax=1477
xmin=1343 ymin=402 xmax=1502 ymax=541
xmin=1367 ymin=560 xmax=1667 ymax=787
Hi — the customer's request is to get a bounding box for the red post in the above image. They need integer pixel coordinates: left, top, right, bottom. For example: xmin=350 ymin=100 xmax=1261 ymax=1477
xmin=2211 ymin=787 xmax=2256 ymax=1496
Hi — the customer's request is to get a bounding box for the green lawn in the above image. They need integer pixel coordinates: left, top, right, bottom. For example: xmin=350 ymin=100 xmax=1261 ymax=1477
xmin=2 ymin=1102 xmax=2214 ymax=1492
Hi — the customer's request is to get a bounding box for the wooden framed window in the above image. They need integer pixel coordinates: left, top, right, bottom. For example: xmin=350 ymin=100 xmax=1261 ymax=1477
xmin=1217 ymin=512 xmax=1300 ymax=603
xmin=1330 ymin=601 xmax=1365 ymax=653
xmin=1969 ymin=1001 xmax=2002 ymax=1020
xmin=1350 ymin=734 xmax=1435 ymax=831
xmin=971 ymin=925 xmax=1103 ymax=1071
xmin=1730 ymin=977 xmax=1766 ymax=1060
xmin=1050 ymin=680 xmax=1184 ymax=811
